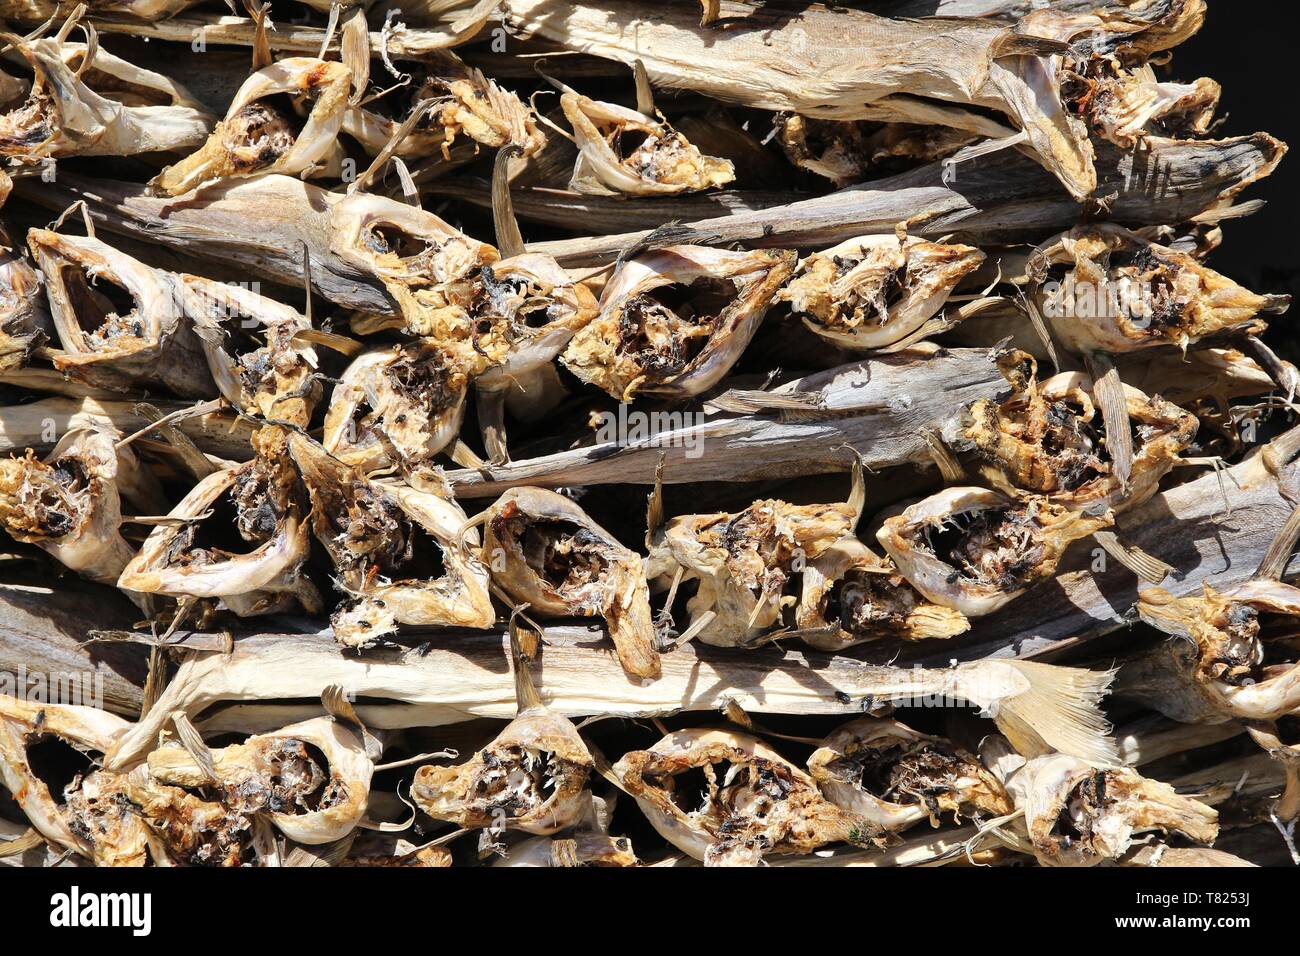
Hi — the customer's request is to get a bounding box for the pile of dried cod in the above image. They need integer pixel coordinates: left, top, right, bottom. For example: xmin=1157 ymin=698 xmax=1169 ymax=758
xmin=0 ymin=0 xmax=1297 ymax=868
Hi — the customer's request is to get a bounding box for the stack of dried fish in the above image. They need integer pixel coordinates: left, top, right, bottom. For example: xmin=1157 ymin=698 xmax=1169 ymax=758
xmin=0 ymin=0 xmax=1295 ymax=869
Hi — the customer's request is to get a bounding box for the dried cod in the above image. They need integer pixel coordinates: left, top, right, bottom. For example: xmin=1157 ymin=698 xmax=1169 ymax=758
xmin=288 ymin=432 xmax=494 ymax=646
xmin=614 ymin=728 xmax=880 ymax=866
xmin=877 ymin=487 xmax=1113 ymax=617
xmin=965 ymin=348 xmax=1197 ymax=510
xmin=777 ymin=231 xmax=984 ymax=351
xmin=807 ymin=717 xmax=1012 ymax=832
xmin=0 ymin=34 xmax=211 ymax=163
xmin=506 ymin=0 xmax=1206 ymax=199
xmin=0 ymin=419 xmax=160 ymax=594
xmin=118 ymin=427 xmax=322 ymax=618
xmin=561 ymin=245 xmax=795 ymax=400
xmin=153 ymin=57 xmax=351 ymax=196
xmin=411 ymin=622 xmax=594 ymax=834
xmin=27 ymin=229 xmax=214 ymax=398
xmin=473 ymin=486 xmax=660 ymax=680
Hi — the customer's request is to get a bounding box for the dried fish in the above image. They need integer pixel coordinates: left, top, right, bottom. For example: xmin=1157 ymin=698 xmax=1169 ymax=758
xmin=614 ymin=729 xmax=880 ymax=866
xmin=0 ymin=34 xmax=211 ymax=162
xmin=507 ymin=0 xmax=1205 ymax=198
xmin=998 ymin=750 xmax=1218 ymax=866
xmin=146 ymin=717 xmax=373 ymax=845
xmin=877 ymin=487 xmax=1113 ymax=617
xmin=558 ymin=86 xmax=733 ymax=195
xmin=777 ymin=232 xmax=984 ymax=351
xmin=648 ymin=493 xmax=856 ymax=648
xmin=28 ymin=229 xmax=214 ymax=398
xmin=807 ymin=718 xmax=1012 ymax=831
xmin=561 ymin=245 xmax=794 ymax=401
xmin=411 ymin=622 xmax=593 ymax=834
xmin=153 ymin=57 xmax=351 ymax=195
xmin=118 ymin=427 xmax=322 ymax=617
xmin=1032 ymin=225 xmax=1291 ymax=356
xmin=289 ymin=432 xmax=493 ymax=646
xmin=344 ymin=57 xmax=543 ymax=162
xmin=0 ymin=0 xmax=1287 ymax=870
xmin=795 ymin=537 xmax=970 ymax=651
xmin=0 ymin=420 xmax=158 ymax=594
xmin=323 ymin=342 xmax=468 ymax=477
xmin=474 ymin=486 xmax=660 ymax=680
xmin=531 ymin=134 xmax=1283 ymax=265
xmin=965 ymin=348 xmax=1197 ymax=510
xmin=0 ymin=245 xmax=50 ymax=372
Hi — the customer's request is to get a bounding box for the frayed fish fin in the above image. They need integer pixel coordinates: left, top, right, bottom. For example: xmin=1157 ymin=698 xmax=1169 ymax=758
xmin=995 ymin=660 xmax=1119 ymax=767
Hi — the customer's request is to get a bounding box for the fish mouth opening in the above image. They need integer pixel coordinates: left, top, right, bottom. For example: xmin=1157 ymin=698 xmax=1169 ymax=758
xmin=385 ymin=348 xmax=460 ymax=414
xmin=1048 ymin=768 xmax=1113 ymax=853
xmin=660 ymin=760 xmax=726 ymax=817
xmin=915 ymin=504 xmax=1044 ymax=591
xmin=616 ymin=277 xmax=739 ymax=380
xmin=361 ymin=221 xmax=438 ymax=262
xmin=58 ymin=262 xmax=144 ymax=349
xmin=222 ymin=95 xmax=303 ymax=174
xmin=224 ymin=738 xmax=345 ymax=817
xmin=166 ymin=460 xmax=297 ymax=570
xmin=503 ymin=515 xmax=610 ymax=600
xmin=830 ymin=738 xmax=977 ymax=817
xmin=0 ymin=453 xmax=88 ymax=540
xmin=826 ymin=571 xmax=920 ymax=638
xmin=24 ymin=734 xmax=97 ymax=804
xmin=477 ymin=745 xmax=564 ymax=817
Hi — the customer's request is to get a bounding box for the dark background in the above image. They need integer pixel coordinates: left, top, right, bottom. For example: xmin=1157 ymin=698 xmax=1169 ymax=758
xmin=1176 ymin=6 xmax=1298 ymax=296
